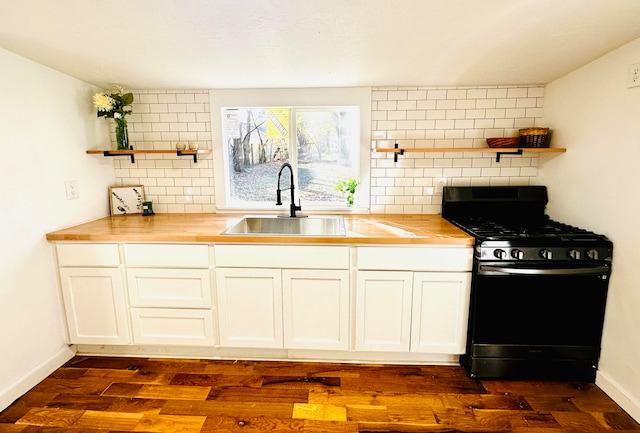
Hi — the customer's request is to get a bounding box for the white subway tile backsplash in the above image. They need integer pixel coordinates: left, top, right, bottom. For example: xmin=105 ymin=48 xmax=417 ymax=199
xmin=528 ymin=87 xmax=545 ymax=98
xmin=476 ymin=99 xmax=496 ymax=109
xmin=427 ymin=89 xmax=447 ymax=99
xmin=397 ymin=120 xmax=416 ymax=130
xmin=148 ymin=103 xmax=168 ymax=113
xmin=388 ymin=111 xmax=407 ymax=121
xmin=176 ymin=94 xmax=195 ymax=103
xmin=371 ymin=91 xmax=388 ymax=101
xmin=466 ymin=89 xmax=487 ymax=99
xmin=474 ymin=119 xmax=495 ymax=129
xmin=487 ymin=88 xmax=508 ymax=98
xmin=447 ymin=89 xmax=467 ymax=99
xmin=408 ymin=90 xmax=427 ymax=100
xmin=507 ymin=88 xmax=528 ymax=98
xmin=416 ymin=100 xmax=436 ymax=110
xmin=397 ymin=100 xmax=417 ymax=110
xmin=436 ymin=99 xmax=456 ymax=110
xmin=388 ymin=90 xmax=408 ymax=100
xmin=496 ymin=98 xmax=516 ymax=109
xmin=158 ymin=94 xmax=177 ymax=103
xmin=485 ymin=108 xmax=506 ymax=119
xmin=109 ymin=86 xmax=544 ymax=215
xmin=377 ymin=101 xmax=398 ymax=111
xmin=456 ymin=99 xmax=476 ymax=110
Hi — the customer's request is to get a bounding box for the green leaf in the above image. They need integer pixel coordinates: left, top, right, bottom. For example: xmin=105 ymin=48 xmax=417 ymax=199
xmin=121 ymin=93 xmax=134 ymax=106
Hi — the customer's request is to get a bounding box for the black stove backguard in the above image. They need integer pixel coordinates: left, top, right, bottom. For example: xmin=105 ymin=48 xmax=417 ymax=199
xmin=441 ymin=186 xmax=612 ymax=382
xmin=442 ymin=185 xmax=548 ymax=222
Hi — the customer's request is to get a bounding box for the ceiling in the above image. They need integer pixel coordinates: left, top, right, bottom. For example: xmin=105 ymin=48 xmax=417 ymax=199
xmin=2 ymin=0 xmax=640 ymax=90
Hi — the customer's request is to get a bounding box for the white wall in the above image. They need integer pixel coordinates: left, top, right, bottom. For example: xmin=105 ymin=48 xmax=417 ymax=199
xmin=0 ymin=47 xmax=115 ymax=411
xmin=541 ymin=37 xmax=640 ymax=421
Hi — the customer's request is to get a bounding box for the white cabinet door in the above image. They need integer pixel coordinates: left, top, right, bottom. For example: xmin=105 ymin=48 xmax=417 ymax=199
xmin=216 ymin=268 xmax=283 ymax=348
xmin=410 ymin=272 xmax=471 ymax=354
xmin=355 ymin=271 xmax=413 ymax=352
xmin=283 ymin=269 xmax=350 ymax=350
xmin=59 ymin=267 xmax=130 ymax=345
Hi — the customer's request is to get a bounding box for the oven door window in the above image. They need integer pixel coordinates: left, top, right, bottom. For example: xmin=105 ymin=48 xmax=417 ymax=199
xmin=471 ymin=271 xmax=609 ymax=347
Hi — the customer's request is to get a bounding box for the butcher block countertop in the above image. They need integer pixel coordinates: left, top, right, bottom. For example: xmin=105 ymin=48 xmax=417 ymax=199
xmin=45 ymin=213 xmax=474 ymax=246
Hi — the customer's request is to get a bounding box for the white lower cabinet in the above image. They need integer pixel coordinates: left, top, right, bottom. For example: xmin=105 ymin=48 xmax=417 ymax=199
xmin=410 ymin=272 xmax=471 ymax=354
xmin=216 ymin=267 xmax=283 ymax=348
xmin=283 ymin=269 xmax=350 ymax=350
xmin=56 ymin=243 xmax=130 ymax=345
xmin=214 ymin=245 xmax=351 ymax=351
xmin=355 ymin=246 xmax=473 ymax=355
xmin=53 ymin=241 xmax=472 ymax=359
xmin=355 ymin=270 xmax=471 ymax=354
xmin=215 ymin=267 xmax=350 ymax=350
xmin=355 ymin=271 xmax=413 ymax=352
xmin=58 ymin=267 xmax=130 ymax=345
xmin=124 ymin=243 xmax=215 ymax=346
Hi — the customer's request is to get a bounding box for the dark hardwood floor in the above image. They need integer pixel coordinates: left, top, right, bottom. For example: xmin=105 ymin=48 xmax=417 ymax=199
xmin=1 ymin=356 xmax=638 ymax=432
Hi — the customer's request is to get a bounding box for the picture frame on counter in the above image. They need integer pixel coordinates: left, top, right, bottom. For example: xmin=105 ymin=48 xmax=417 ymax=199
xmin=109 ymin=185 xmax=145 ymax=215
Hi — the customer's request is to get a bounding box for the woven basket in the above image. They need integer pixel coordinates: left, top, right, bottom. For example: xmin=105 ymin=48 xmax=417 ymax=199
xmin=519 ymin=128 xmax=550 ymax=148
xmin=486 ymin=137 xmax=520 ymax=148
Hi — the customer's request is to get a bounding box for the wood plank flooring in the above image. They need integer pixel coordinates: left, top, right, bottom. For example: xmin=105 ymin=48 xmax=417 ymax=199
xmin=1 ymin=356 xmax=638 ymax=432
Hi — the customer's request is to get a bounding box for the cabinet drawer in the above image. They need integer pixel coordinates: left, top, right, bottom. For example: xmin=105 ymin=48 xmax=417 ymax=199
xmin=124 ymin=244 xmax=210 ymax=268
xmin=127 ymin=268 xmax=212 ymax=308
xmin=357 ymin=246 xmax=473 ymax=271
xmin=130 ymin=308 xmax=215 ymax=346
xmin=215 ymin=245 xmax=349 ymax=269
xmin=56 ymin=243 xmax=120 ymax=267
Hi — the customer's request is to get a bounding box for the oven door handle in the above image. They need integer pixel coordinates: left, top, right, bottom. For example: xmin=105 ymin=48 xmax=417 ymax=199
xmin=479 ymin=264 xmax=610 ymax=276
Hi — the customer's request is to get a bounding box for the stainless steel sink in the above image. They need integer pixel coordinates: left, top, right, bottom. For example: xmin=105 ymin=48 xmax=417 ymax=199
xmin=221 ymin=215 xmax=346 ymax=236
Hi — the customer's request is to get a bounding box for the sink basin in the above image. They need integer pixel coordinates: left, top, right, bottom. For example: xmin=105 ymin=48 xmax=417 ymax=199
xmin=221 ymin=215 xmax=346 ymax=236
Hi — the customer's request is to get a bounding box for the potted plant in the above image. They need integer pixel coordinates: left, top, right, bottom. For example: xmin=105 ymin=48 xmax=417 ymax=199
xmin=336 ymin=177 xmax=360 ymax=207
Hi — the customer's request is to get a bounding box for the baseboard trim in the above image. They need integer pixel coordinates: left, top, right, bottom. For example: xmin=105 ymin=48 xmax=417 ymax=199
xmin=0 ymin=345 xmax=76 ymax=412
xmin=596 ymin=370 xmax=640 ymax=423
xmin=74 ymin=344 xmax=459 ymax=365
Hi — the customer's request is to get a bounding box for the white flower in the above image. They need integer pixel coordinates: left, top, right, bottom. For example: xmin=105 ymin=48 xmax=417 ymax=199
xmin=113 ymin=112 xmax=122 ymax=119
xmin=92 ymin=93 xmax=115 ymax=112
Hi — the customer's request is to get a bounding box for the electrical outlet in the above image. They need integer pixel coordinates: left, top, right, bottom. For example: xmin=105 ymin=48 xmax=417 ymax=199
xmin=435 ymin=177 xmax=447 ymax=194
xmin=627 ymin=62 xmax=640 ymax=88
xmin=65 ymin=180 xmax=79 ymax=200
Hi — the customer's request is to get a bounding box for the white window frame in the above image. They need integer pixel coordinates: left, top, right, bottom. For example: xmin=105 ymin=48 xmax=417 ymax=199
xmin=210 ymin=88 xmax=371 ymax=213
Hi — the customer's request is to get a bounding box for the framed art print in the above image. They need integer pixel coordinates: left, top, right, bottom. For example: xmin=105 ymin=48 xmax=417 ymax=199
xmin=109 ymin=185 xmax=145 ymax=215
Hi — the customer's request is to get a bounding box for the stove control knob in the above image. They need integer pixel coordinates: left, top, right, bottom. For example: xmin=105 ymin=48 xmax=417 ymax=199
xmin=511 ymin=249 xmax=524 ymax=260
xmin=494 ymin=249 xmax=507 ymax=259
xmin=586 ymin=249 xmax=599 ymax=260
xmin=567 ymin=249 xmax=581 ymax=260
xmin=539 ymin=249 xmax=553 ymax=260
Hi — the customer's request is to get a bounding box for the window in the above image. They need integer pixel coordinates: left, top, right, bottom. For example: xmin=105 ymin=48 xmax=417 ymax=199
xmin=210 ymin=88 xmax=371 ymax=212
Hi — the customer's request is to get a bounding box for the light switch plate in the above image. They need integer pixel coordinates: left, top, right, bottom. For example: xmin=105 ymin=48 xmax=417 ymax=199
xmin=627 ymin=62 xmax=640 ymax=88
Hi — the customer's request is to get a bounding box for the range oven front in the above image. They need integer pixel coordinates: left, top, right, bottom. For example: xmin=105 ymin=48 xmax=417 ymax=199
xmin=442 ymin=185 xmax=613 ymax=382
xmin=463 ymin=259 xmax=611 ymax=381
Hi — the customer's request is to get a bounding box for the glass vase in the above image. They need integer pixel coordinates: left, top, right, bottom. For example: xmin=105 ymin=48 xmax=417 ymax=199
xmin=346 ymin=193 xmax=354 ymax=207
xmin=114 ymin=119 xmax=129 ymax=150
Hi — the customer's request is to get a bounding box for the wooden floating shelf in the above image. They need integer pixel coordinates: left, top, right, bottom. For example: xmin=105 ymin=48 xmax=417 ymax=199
xmin=86 ymin=149 xmax=211 ymax=163
xmin=374 ymin=147 xmax=566 ymax=154
xmin=374 ymin=147 xmax=566 ymax=162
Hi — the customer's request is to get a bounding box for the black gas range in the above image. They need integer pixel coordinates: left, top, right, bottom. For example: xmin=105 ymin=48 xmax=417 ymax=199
xmin=442 ymin=186 xmax=613 ymax=381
